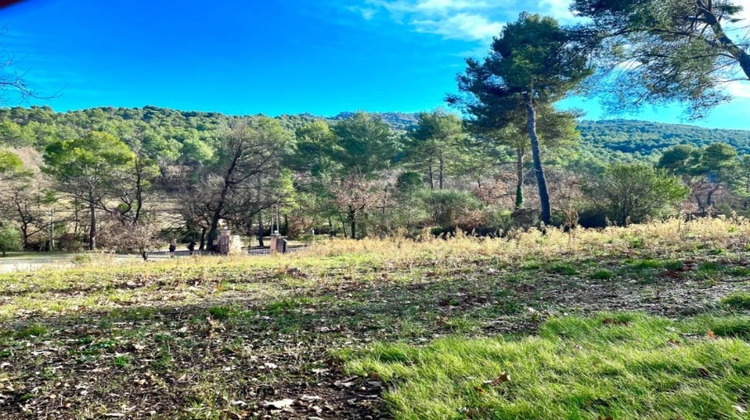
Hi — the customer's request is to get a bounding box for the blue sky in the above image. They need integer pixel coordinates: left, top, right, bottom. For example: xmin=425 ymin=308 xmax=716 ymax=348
xmin=1 ymin=0 xmax=749 ymax=129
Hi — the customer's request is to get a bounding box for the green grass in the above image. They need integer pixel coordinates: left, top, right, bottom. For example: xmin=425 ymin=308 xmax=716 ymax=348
xmin=699 ymin=262 xmax=725 ymax=273
xmin=590 ymin=269 xmax=613 ymax=280
xmin=344 ymin=313 xmax=750 ymax=420
xmin=13 ymin=323 xmax=47 ymax=338
xmin=722 ymin=292 xmax=750 ymax=311
xmin=208 ymin=305 xmax=234 ymax=320
xmin=547 ymin=262 xmax=578 ymax=276
xmin=631 ymin=259 xmax=663 ymax=270
xmin=729 ymin=267 xmax=750 ymax=277
xmin=663 ymin=260 xmax=684 ymax=270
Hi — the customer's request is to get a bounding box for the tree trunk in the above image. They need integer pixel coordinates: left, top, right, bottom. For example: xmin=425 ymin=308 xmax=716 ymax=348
xmin=21 ymin=226 xmax=29 ymax=251
xmin=525 ymin=94 xmax=551 ymax=225
xmin=702 ymin=6 xmax=750 ymax=79
xmin=706 ymin=184 xmax=721 ymax=210
xmin=73 ymin=199 xmax=80 ymax=238
xmin=257 ymin=211 xmax=264 ymax=247
xmin=341 ymin=217 xmax=348 ymax=238
xmin=88 ymin=198 xmax=96 ymax=251
xmin=207 ymin=182 xmax=231 ymax=252
xmin=439 ymin=157 xmax=444 ymax=190
xmin=428 ymin=165 xmax=434 ymax=190
xmin=514 ymin=148 xmax=525 ymax=210
xmin=133 ymin=159 xmax=144 ymax=224
xmin=207 ymin=144 xmax=241 ymax=252
xmin=696 ymin=194 xmax=706 ymax=216
xmin=141 ymin=250 xmax=148 ymax=261
xmin=207 ymin=216 xmax=221 ymax=253
xmin=199 ymin=227 xmax=207 ymax=250
xmin=349 ymin=207 xmax=356 ymax=240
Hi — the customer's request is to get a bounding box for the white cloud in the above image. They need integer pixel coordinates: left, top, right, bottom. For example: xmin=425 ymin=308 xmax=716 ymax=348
xmin=361 ymin=8 xmax=378 ymax=19
xmin=725 ymin=2 xmax=750 ymax=33
xmin=347 ymin=0 xmax=587 ymax=43
xmin=357 ymin=0 xmax=505 ymax=42
xmin=539 ymin=0 xmax=575 ymax=22
xmin=369 ymin=0 xmax=491 ymax=14
xmin=727 ymin=81 xmax=750 ymax=99
xmin=738 ymin=3 xmax=750 ymax=23
xmin=413 ymin=13 xmax=504 ymax=41
xmin=413 ymin=0 xmax=492 ymax=13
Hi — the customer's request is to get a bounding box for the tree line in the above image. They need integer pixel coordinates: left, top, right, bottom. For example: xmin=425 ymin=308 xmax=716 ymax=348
xmin=0 ymin=0 xmax=749 ymax=254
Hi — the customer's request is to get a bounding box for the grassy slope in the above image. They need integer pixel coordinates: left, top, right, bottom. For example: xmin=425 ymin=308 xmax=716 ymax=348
xmin=0 ymin=218 xmax=749 ymax=418
xmin=344 ymin=313 xmax=750 ymax=419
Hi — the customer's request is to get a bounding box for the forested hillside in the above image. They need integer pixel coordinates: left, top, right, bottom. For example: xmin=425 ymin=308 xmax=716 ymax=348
xmin=578 ymin=120 xmax=750 ymax=160
xmin=2 ymin=106 xmax=748 ymax=163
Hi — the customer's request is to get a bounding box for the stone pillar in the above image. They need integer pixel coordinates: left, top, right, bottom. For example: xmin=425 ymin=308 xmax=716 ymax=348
xmin=219 ymin=229 xmax=231 ymax=255
xmin=270 ymin=232 xmax=280 ymax=255
xmin=276 ymin=238 xmax=287 ymax=254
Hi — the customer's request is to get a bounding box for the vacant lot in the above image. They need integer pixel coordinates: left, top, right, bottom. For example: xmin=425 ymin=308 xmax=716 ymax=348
xmin=1 ymin=218 xmax=750 ymax=419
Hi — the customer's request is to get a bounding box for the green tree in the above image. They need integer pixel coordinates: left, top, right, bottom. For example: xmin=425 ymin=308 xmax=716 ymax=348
xmin=405 ymin=110 xmax=465 ymax=190
xmin=466 ymin=104 xmax=580 ymax=210
xmin=288 ymin=120 xmax=337 ymax=177
xmin=284 ymin=121 xmax=340 ymax=241
xmin=451 ymin=13 xmax=594 ymax=224
xmin=196 ymin=118 xmax=292 ymax=252
xmin=658 ymin=143 xmax=739 ymax=213
xmin=657 ymin=145 xmax=701 ymax=173
xmin=328 ymin=113 xmax=399 ymax=238
xmin=573 ymin=0 xmax=750 ymax=117
xmin=0 ymin=120 xmax=33 ymax=147
xmin=0 ymin=150 xmax=51 ymax=250
xmin=0 ymin=150 xmax=24 ymax=176
xmin=43 ymin=132 xmax=135 ymax=250
xmin=583 ymin=163 xmax=689 ymax=225
xmin=330 ymin=113 xmax=399 ymax=176
xmin=0 ymin=225 xmax=21 ymax=257
xmin=115 ymin=133 xmax=165 ymax=225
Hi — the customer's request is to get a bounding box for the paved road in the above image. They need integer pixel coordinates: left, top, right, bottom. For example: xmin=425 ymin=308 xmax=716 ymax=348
xmin=0 ymin=254 xmax=75 ymax=273
xmin=0 ymin=247 xmax=307 ymax=274
xmin=0 ymin=253 xmax=159 ymax=274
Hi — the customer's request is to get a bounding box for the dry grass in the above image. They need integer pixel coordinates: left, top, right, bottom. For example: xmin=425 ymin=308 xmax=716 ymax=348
xmin=1 ymin=217 xmax=749 ymax=418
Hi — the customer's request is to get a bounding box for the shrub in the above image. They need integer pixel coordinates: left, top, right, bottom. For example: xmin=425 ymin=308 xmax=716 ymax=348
xmin=582 ymin=163 xmax=689 ymax=226
xmin=419 ymin=190 xmax=483 ymax=230
xmin=396 ymin=172 xmax=423 ymax=193
xmin=576 ymin=206 xmax=608 ymax=228
xmin=481 ymin=208 xmax=513 ymax=233
xmin=0 ymin=225 xmax=22 ymax=256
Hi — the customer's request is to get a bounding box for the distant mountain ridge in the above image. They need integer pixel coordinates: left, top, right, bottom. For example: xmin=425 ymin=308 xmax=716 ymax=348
xmin=334 ymin=112 xmax=750 ymax=159
xmin=329 ymin=112 xmax=419 ymax=131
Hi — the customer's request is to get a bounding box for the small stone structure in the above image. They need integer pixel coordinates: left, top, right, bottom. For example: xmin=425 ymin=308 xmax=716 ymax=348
xmin=269 ymin=232 xmax=288 ymax=255
xmin=229 ymin=235 xmax=244 ymax=255
xmin=218 ymin=229 xmax=231 ymax=255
